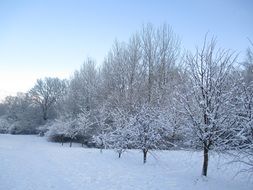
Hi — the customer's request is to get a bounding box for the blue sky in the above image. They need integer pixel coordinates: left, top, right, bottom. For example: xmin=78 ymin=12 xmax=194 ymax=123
xmin=0 ymin=0 xmax=252 ymax=98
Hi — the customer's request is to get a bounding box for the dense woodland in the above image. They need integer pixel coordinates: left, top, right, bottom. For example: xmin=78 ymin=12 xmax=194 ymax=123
xmin=0 ymin=24 xmax=252 ymax=176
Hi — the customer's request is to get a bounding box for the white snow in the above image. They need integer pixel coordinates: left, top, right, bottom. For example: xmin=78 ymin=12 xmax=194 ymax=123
xmin=0 ymin=134 xmax=252 ymax=190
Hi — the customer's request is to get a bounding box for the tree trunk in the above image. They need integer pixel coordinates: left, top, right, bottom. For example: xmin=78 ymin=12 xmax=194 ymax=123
xmin=42 ymin=106 xmax=48 ymax=121
xmin=148 ymin=67 xmax=153 ymax=103
xmin=143 ymin=149 xmax=148 ymax=164
xmin=202 ymin=145 xmax=209 ymax=176
xmin=61 ymin=136 xmax=64 ymax=146
xmin=69 ymin=139 xmax=72 ymax=147
xmin=118 ymin=152 xmax=122 ymax=158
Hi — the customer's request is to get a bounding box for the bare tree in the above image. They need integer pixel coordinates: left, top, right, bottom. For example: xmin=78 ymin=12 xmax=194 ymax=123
xmin=125 ymin=34 xmax=143 ymax=111
xmin=156 ymin=24 xmax=180 ymax=99
xmin=141 ymin=23 xmax=158 ymax=104
xmin=65 ymin=58 xmax=99 ymax=117
xmin=29 ymin=77 xmax=67 ymax=121
xmin=243 ymin=39 xmax=253 ymax=84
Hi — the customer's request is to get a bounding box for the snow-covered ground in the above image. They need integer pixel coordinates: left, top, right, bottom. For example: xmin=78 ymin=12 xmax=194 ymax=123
xmin=0 ymin=134 xmax=252 ymax=190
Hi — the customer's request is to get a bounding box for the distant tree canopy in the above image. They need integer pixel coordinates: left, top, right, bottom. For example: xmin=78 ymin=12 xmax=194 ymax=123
xmin=29 ymin=77 xmax=67 ymax=121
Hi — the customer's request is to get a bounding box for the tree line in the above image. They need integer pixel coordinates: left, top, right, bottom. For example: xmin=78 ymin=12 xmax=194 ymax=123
xmin=0 ymin=23 xmax=252 ymax=177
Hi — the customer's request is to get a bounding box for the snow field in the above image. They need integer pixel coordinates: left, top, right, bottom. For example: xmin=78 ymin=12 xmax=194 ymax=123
xmin=0 ymin=134 xmax=252 ymax=190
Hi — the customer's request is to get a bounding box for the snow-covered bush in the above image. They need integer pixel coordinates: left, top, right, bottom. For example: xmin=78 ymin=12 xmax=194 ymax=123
xmin=45 ymin=119 xmax=69 ymax=145
xmin=0 ymin=117 xmax=10 ymax=134
xmin=45 ymin=114 xmax=96 ymax=147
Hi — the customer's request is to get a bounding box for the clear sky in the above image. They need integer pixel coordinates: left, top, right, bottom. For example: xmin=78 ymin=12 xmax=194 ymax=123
xmin=0 ymin=0 xmax=252 ymax=100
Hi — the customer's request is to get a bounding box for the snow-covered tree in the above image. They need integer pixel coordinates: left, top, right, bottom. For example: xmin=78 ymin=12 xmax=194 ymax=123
xmin=92 ymin=106 xmax=114 ymax=152
xmin=130 ymin=105 xmax=169 ymax=163
xmin=3 ymin=93 xmax=42 ymax=134
xmin=177 ymin=37 xmax=238 ymax=176
xmin=64 ymin=118 xmax=80 ymax=147
xmin=105 ymin=108 xmax=132 ymax=158
xmin=63 ymin=58 xmax=99 ymax=117
xmin=77 ymin=109 xmax=97 ymax=146
xmin=108 ymin=127 xmax=131 ymax=158
xmin=231 ymin=44 xmax=253 ymax=175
